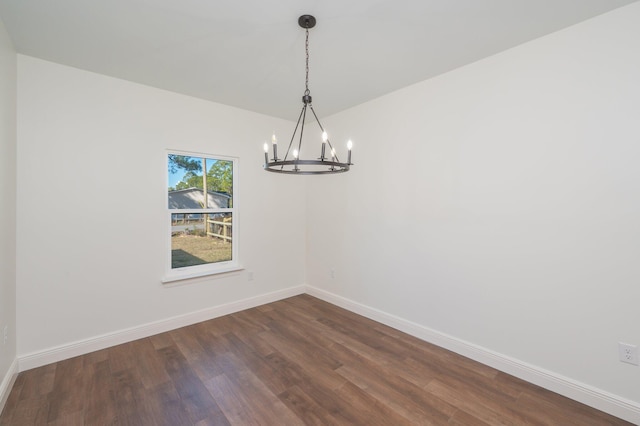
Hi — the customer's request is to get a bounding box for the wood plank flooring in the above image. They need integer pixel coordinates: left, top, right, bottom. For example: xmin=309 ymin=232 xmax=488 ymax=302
xmin=0 ymin=294 xmax=632 ymax=425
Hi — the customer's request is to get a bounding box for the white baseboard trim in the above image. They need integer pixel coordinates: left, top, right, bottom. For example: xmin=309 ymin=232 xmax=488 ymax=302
xmin=304 ymin=285 xmax=640 ymax=425
xmin=0 ymin=358 xmax=18 ymax=416
xmin=18 ymin=285 xmax=305 ymax=372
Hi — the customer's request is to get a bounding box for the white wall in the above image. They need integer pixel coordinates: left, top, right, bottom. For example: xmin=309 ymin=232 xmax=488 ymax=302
xmin=0 ymin=14 xmax=17 ymax=410
xmin=10 ymin=3 xmax=640 ymax=421
xmin=308 ymin=2 xmax=640 ymax=409
xmin=16 ymin=56 xmax=305 ymax=359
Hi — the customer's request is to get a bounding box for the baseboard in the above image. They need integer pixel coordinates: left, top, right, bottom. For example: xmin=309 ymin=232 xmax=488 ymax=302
xmin=304 ymin=285 xmax=640 ymax=425
xmin=0 ymin=358 xmax=18 ymax=416
xmin=18 ymin=285 xmax=305 ymax=372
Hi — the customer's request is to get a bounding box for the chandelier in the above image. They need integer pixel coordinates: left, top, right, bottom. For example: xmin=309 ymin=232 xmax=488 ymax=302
xmin=263 ymin=15 xmax=353 ymax=175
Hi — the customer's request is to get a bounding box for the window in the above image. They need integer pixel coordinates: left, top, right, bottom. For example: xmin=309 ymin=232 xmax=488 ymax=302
xmin=164 ymin=151 xmax=240 ymax=282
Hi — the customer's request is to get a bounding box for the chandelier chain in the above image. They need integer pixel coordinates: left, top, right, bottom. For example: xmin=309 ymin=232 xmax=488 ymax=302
xmin=304 ymin=27 xmax=310 ymax=96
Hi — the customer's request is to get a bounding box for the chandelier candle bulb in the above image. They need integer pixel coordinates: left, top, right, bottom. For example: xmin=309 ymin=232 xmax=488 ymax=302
xmin=272 ymin=133 xmax=278 ymax=160
xmin=321 ymin=131 xmax=328 ymax=160
xmin=347 ymin=140 xmax=353 ymax=164
xmin=293 ymin=149 xmax=300 ymax=171
xmin=263 ymin=142 xmax=269 ymax=165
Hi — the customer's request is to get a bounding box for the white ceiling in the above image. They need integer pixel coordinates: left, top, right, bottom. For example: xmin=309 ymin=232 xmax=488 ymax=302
xmin=0 ymin=0 xmax=637 ymax=120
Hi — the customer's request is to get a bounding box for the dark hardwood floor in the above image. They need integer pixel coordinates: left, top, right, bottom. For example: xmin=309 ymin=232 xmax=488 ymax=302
xmin=0 ymin=294 xmax=632 ymax=425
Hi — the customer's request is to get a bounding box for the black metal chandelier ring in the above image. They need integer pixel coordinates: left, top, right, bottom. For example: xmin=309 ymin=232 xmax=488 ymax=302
xmin=264 ymin=159 xmax=350 ymax=175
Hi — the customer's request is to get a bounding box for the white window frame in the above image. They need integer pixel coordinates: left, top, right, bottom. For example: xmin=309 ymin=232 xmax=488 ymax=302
xmin=162 ymin=150 xmax=241 ymax=283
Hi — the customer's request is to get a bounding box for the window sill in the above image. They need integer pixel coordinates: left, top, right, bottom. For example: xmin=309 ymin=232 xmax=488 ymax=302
xmin=162 ymin=264 xmax=244 ymax=284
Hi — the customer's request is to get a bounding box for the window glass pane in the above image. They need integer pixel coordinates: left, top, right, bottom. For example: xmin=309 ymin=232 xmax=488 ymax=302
xmin=168 ymin=155 xmax=233 ymax=209
xmin=171 ymin=212 xmax=232 ymax=269
xmin=207 ymin=159 xmax=233 ymax=208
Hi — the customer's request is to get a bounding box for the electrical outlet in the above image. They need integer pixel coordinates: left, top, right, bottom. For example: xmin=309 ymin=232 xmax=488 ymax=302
xmin=3 ymin=325 xmax=7 ymax=345
xmin=330 ymin=268 xmax=335 ymax=280
xmin=247 ymin=271 xmax=254 ymax=281
xmin=618 ymin=342 xmax=639 ymax=366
